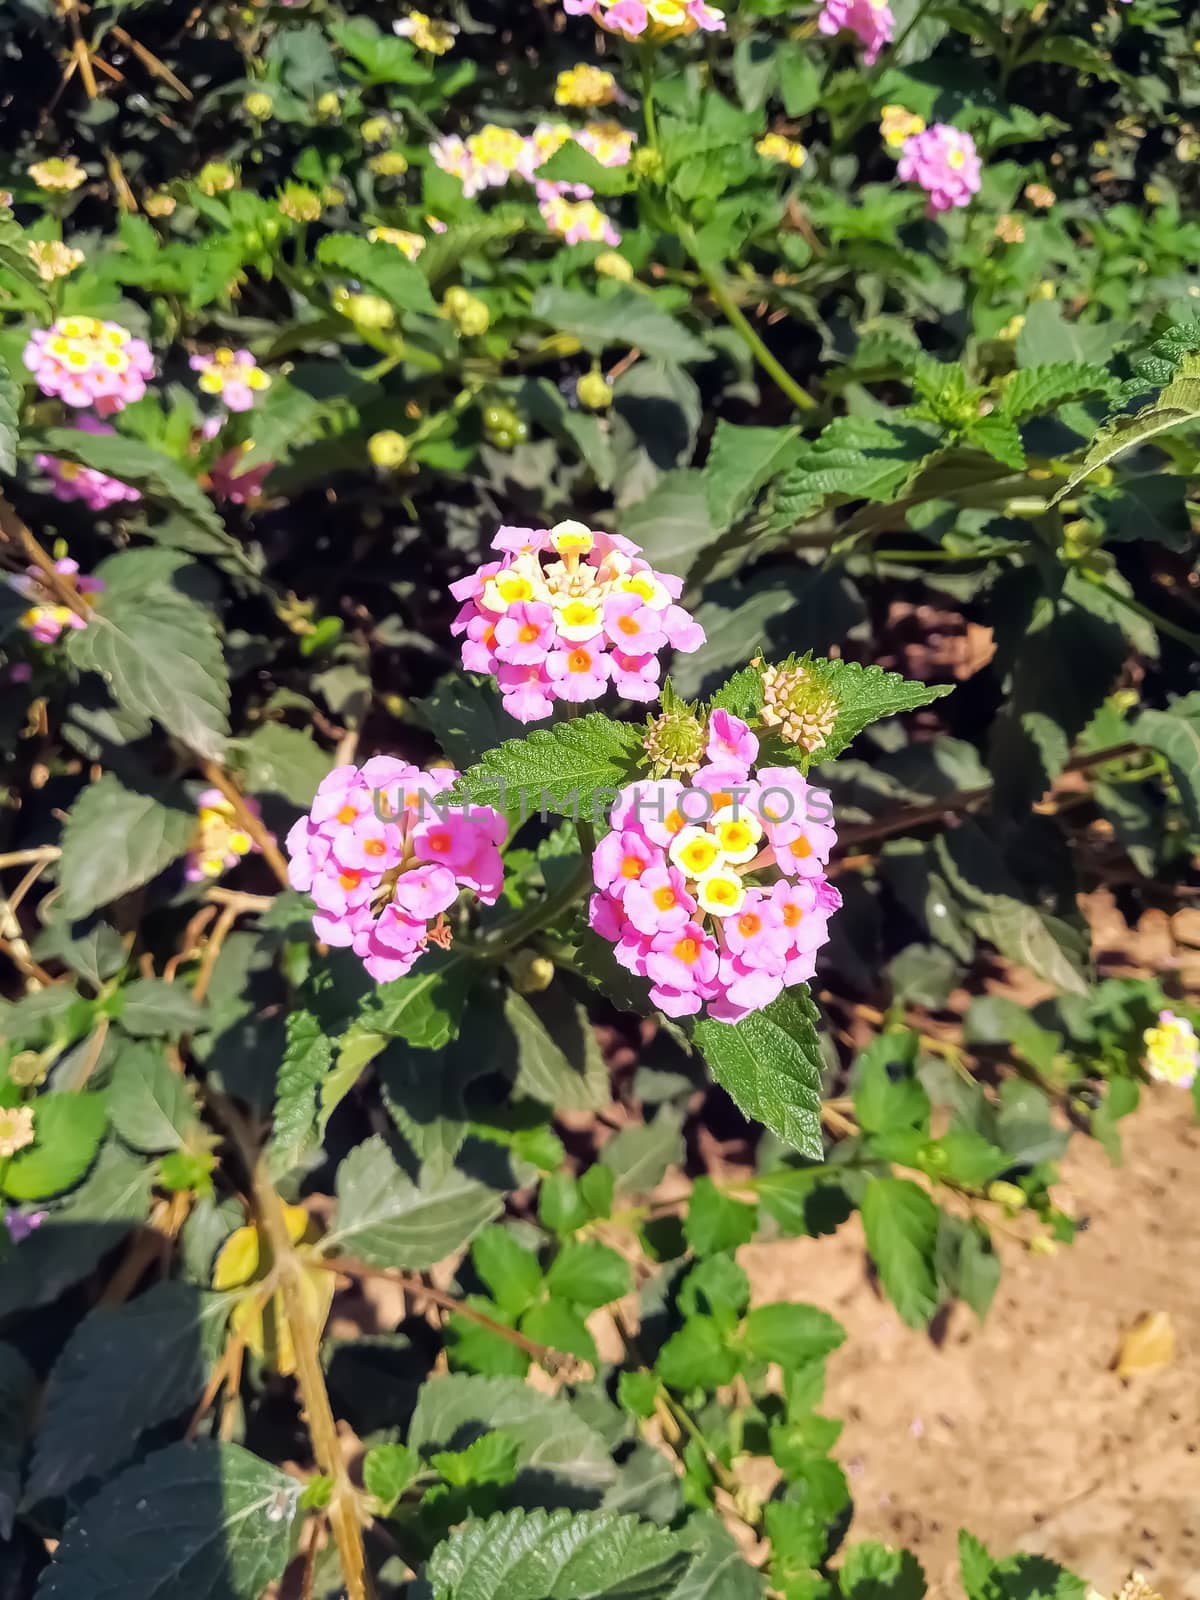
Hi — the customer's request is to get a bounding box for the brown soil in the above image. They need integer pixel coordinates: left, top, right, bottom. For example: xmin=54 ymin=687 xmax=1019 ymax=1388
xmin=741 ymin=1087 xmax=1200 ymax=1599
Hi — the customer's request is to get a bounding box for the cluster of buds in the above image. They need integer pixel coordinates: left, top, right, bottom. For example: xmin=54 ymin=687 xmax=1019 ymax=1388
xmin=8 ymin=557 xmax=104 ymax=645
xmin=881 ymin=105 xmax=925 ymax=150
xmin=286 ymin=760 xmax=506 ymax=981
xmin=24 ymin=317 xmax=154 ymax=415
xmin=555 ymin=64 xmax=622 ymax=109
xmin=190 ymin=347 xmax=272 ymax=412
xmin=757 ymin=656 xmax=841 ymax=756
xmin=449 ymin=520 xmax=704 ymax=723
xmin=898 ymin=124 xmax=982 ymax=215
xmin=185 ymin=789 xmax=267 ymax=882
xmin=1142 ymin=1010 xmax=1198 ymax=1089
xmin=393 ymin=10 xmax=459 ymax=52
xmin=562 ymin=0 xmax=725 ymax=42
xmin=35 ymin=417 xmax=141 ymax=513
xmin=756 ymin=133 xmax=808 ymax=170
xmin=588 ymin=711 xmax=840 ymax=1020
xmin=817 ymin=0 xmax=894 ymax=64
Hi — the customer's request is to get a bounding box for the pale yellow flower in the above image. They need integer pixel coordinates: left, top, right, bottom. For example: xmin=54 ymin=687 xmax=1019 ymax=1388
xmin=555 ymin=65 xmax=620 ymax=109
xmin=1143 ymin=1010 xmax=1198 ymax=1088
xmin=0 ymin=1106 xmax=35 ymax=1159
xmin=278 ymin=183 xmax=323 ymax=223
xmin=880 ymin=105 xmax=925 ymax=150
xmin=368 ymin=227 xmax=426 ymax=261
xmin=394 ymin=11 xmax=458 ymax=54
xmin=994 ymin=214 xmax=1025 ymax=244
xmin=28 ymin=239 xmax=85 ymax=283
xmin=29 ymin=156 xmax=86 ymax=193
xmin=756 ymin=132 xmax=807 ymax=170
xmin=1024 ymin=182 xmax=1056 ymax=209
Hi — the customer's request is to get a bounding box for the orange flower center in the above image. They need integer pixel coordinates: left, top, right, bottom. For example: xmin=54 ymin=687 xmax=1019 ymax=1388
xmin=672 ymin=937 xmax=700 ymax=965
xmin=338 ymin=871 xmax=362 ymax=891
xmin=652 ymin=885 xmax=677 ymax=911
xmin=782 ymin=903 xmax=802 ymax=927
xmin=789 ymin=836 xmax=813 ymax=859
xmin=737 ymin=913 xmax=762 ymax=937
xmin=363 ymin=838 xmax=386 ymax=858
xmin=336 ymin=804 xmax=358 ymax=824
xmin=567 ymin=648 xmax=592 ymax=673
xmin=617 ymin=614 xmax=640 ymax=636
xmin=620 ymin=854 xmax=645 ymax=879
xmin=427 ymin=831 xmax=451 ymax=854
xmin=518 ymin=621 xmax=541 ymax=643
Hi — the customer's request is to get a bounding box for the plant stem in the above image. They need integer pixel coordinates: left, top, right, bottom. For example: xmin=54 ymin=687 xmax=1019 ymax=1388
xmin=1080 ymin=570 xmax=1200 ymax=654
xmin=253 ymin=1161 xmax=376 ymax=1600
xmin=468 ymin=855 xmax=594 ymax=962
xmin=639 ymin=45 xmax=659 ymax=152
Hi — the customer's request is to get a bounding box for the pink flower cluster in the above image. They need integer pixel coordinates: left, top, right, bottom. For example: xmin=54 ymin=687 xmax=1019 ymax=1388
xmin=184 ymin=788 xmax=267 ymax=883
xmin=286 ymin=759 xmax=506 ymax=982
xmin=35 ymin=418 xmax=140 ymax=512
xmin=588 ymin=711 xmax=840 ymax=1021
xmin=9 ymin=558 xmax=104 ymax=645
xmin=817 ymin=0 xmax=894 ymax=64
xmin=189 ymin=347 xmax=271 ymax=412
xmin=562 ymin=0 xmax=725 ymax=42
xmin=24 ymin=316 xmax=154 ymax=415
xmin=536 ymin=181 xmax=621 ymax=246
xmin=450 ymin=520 xmax=705 ymax=723
xmin=898 ymin=124 xmax=982 ymax=214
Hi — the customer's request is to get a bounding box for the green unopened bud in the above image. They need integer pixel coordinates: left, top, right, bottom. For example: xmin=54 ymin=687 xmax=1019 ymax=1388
xmin=1028 ymin=1233 xmax=1058 ymax=1257
xmin=595 ymin=250 xmax=634 ymax=282
xmin=644 ymin=698 xmax=706 ymax=777
xmin=244 ymin=90 xmax=274 ymax=120
xmin=443 ymin=288 xmax=489 ymax=336
xmin=8 ymin=1051 xmax=48 ymax=1088
xmin=507 ymin=950 xmax=556 ymax=994
xmin=633 ymin=146 xmax=664 ymax=182
xmin=361 ymin=116 xmax=394 ymax=145
xmin=344 ymin=292 xmax=395 ymax=332
xmin=576 ymin=370 xmax=613 ymax=410
xmin=987 ymin=1180 xmax=1027 ymax=1213
xmin=369 ymin=151 xmax=410 ymax=178
xmin=278 ymin=183 xmax=323 ymax=223
xmin=368 ymin=430 xmax=410 ymax=469
xmin=197 ymin=161 xmax=236 ymax=196
xmin=316 ymin=91 xmax=341 ymax=120
xmin=758 ymin=656 xmax=839 ymax=756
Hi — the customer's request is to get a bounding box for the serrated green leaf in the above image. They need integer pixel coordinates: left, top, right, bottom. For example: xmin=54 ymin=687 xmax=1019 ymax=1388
xmin=656 ymin=1315 xmax=739 ymax=1391
xmin=34 ymin=1440 xmax=300 ymax=1600
xmin=839 ymin=1542 xmax=927 ymax=1600
xmin=957 ymin=1530 xmax=1086 ymax=1600
xmin=451 ymin=715 xmax=644 ymax=819
xmin=229 ymin=724 xmax=333 ymax=809
xmin=1051 ymin=352 xmax=1200 ymax=504
xmin=110 ymin=1041 xmax=198 ymax=1152
xmin=358 ymin=951 xmax=471 ymax=1049
xmin=3 ymin=1093 xmax=108 ymax=1202
xmin=741 ymin=1302 xmax=844 ymax=1369
xmin=1134 ymin=699 xmax=1200 ymax=833
xmin=326 ymin=1134 xmax=502 ymax=1268
xmin=364 ymin=1441 xmax=420 ymax=1513
xmin=684 ymin=1177 xmax=757 ymax=1257
xmin=503 ymin=989 xmax=609 ymax=1113
xmin=703 ymin=421 xmax=799 ymax=533
xmin=803 ymin=658 xmax=955 ymax=765
xmin=471 ymin=1226 xmax=544 ymax=1318
xmin=66 ymin=583 xmax=230 ymax=760
xmin=316 ymin=232 xmax=438 ymax=315
xmin=0 ymin=354 xmax=20 ymax=477
xmin=997 ymin=363 xmax=1113 ymax=422
xmin=27 ymin=1283 xmax=228 ymax=1501
xmin=118 ymin=978 xmax=206 ymax=1038
xmin=546 ymin=1239 xmax=631 ymax=1311
xmin=269 ymin=1011 xmax=333 ymax=1176
xmin=694 ymin=987 xmax=824 ymax=1158
xmin=58 ymin=774 xmax=196 ymax=920
xmin=531 ymin=287 xmax=709 ymax=364
xmin=860 ymin=1178 xmax=940 ymax=1328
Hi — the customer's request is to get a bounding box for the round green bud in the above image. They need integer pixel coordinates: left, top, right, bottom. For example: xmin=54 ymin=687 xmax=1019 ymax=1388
xmin=576 ymin=370 xmax=613 ymax=410
xmin=243 ymin=90 xmax=274 ymax=120
xmin=345 ymin=293 xmax=395 ymax=331
xmin=368 ymin=430 xmax=410 ymax=469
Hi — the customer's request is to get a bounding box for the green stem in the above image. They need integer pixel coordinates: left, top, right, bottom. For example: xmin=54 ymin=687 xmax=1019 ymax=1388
xmin=639 ymin=45 xmax=659 ymax=152
xmin=469 ymin=855 xmax=594 ymax=963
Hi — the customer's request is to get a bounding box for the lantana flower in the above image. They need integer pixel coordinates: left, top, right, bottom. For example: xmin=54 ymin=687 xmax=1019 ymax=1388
xmin=555 ymin=65 xmax=621 ymax=109
xmin=368 ymin=226 xmax=426 ymax=260
xmin=36 ymin=418 xmax=141 ymax=513
xmin=575 ymin=120 xmax=636 ymax=168
xmin=562 ymin=0 xmax=725 ymax=43
xmin=28 ymin=240 xmax=85 ymax=283
xmin=190 ymin=347 xmax=272 ymax=412
xmin=286 ymin=761 xmax=506 ymax=982
xmin=450 ymin=520 xmax=704 ymax=723
xmin=880 ymin=105 xmax=925 ymax=150
xmin=28 ymin=156 xmax=87 ymax=193
xmin=588 ymin=711 xmax=840 ymax=1021
xmin=9 ymin=557 xmax=104 ymax=644
xmin=24 ymin=317 xmax=154 ymax=415
xmin=898 ymin=124 xmax=981 ymax=214
xmin=0 ymin=1106 xmax=36 ymax=1159
xmin=537 ymin=182 xmax=621 ymax=246
xmin=1142 ymin=1010 xmax=1198 ymax=1089
xmin=817 ymin=0 xmax=894 ymax=64
xmin=185 ymin=789 xmax=267 ymax=882
xmin=393 ymin=11 xmax=459 ymax=53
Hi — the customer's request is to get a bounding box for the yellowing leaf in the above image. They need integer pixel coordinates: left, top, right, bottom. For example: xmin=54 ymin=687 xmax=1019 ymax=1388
xmin=213 ymin=1225 xmax=261 ymax=1291
xmin=1113 ymin=1311 xmax=1174 ymax=1377
xmin=231 ymin=1266 xmax=335 ymax=1376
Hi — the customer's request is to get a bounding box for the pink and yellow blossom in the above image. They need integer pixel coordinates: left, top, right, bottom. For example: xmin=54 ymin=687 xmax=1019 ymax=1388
xmin=24 ymin=317 xmax=154 ymax=415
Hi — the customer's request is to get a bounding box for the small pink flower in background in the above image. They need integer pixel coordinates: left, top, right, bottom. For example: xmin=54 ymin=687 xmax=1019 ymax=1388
xmin=536 ymin=181 xmax=622 ymax=247
xmin=817 ymin=0 xmax=894 ymax=64
xmin=24 ymin=316 xmax=154 ymax=415
xmin=4 ymin=1209 xmax=47 ymax=1244
xmin=898 ymin=124 xmax=982 ymax=214
xmin=185 ymin=789 xmax=268 ymax=882
xmin=587 ymin=711 xmax=840 ymax=1023
xmin=9 ymin=557 xmax=104 ymax=645
xmin=190 ymin=347 xmax=271 ymax=412
xmin=563 ymin=0 xmax=725 ymax=42
xmin=450 ymin=519 xmax=704 ymax=722
xmin=35 ymin=416 xmax=140 ymax=513
xmin=286 ymin=762 xmax=506 ymax=982
xmin=7 ymin=663 xmax=34 ymax=685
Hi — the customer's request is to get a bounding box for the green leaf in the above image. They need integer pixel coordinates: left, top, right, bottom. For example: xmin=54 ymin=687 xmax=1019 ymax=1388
xmin=451 ymin=714 xmax=644 ymax=819
xmin=329 ymin=16 xmax=433 ymax=83
xmin=768 ymin=417 xmax=939 ymax=528
xmin=118 ymin=978 xmax=206 ymax=1038
xmin=531 ymin=287 xmax=709 ymax=364
xmin=601 ymin=1107 xmax=686 ymax=1194
xmin=997 ymin=363 xmax=1113 ymax=422
xmin=741 ymin=1302 xmax=845 ymax=1369
xmin=363 ymin=1441 xmax=420 ymax=1513
xmin=656 ymin=1316 xmax=739 ymax=1391
xmin=418 ymin=209 xmax=526 ymax=285
xmin=1051 ymin=352 xmax=1200 ymax=504
xmin=416 ymin=673 xmax=516 ymax=769
xmin=503 ymin=990 xmax=609 ymax=1113
xmin=471 ymin=1226 xmax=544 ymax=1318
xmin=852 ymin=1032 xmax=929 ymax=1136
xmin=317 ymin=232 xmax=438 ymax=315
xmin=229 ymin=724 xmax=333 ymax=809
xmin=57 ymin=774 xmax=196 ymax=921
xmin=703 ymin=422 xmax=799 ymax=533
xmin=3 ymin=1093 xmax=108 ymax=1201
xmin=618 ymin=469 xmax=714 ymax=582
xmin=539 ymin=143 xmax=633 ymax=196
xmin=34 ymin=1440 xmax=301 ymax=1600
xmin=860 ymin=1178 xmax=940 ymax=1329
xmin=67 ymin=583 xmax=230 ymax=760
xmin=1134 ymin=699 xmax=1200 ymax=833
xmin=0 ymin=353 xmax=20 ymax=478
xmin=957 ymin=1531 xmax=1086 ymax=1600
xmin=803 ymin=657 xmax=955 ymax=765
xmin=418 ymin=1507 xmax=691 ymax=1600
xmin=970 ymin=901 xmax=1089 ymax=997
xmin=935 ymin=1215 xmax=1001 ymax=1320
xmin=327 ymin=1134 xmax=502 ymax=1268
xmin=520 ymin=1299 xmax=597 ymax=1364
xmin=684 ymin=1177 xmax=757 ymax=1256
xmin=839 ymin=1542 xmax=927 ymax=1600
xmin=110 ymin=1041 xmax=197 ymax=1153
xmin=432 ymin=1429 xmax=522 ymax=1488
xmin=546 ymin=1239 xmax=632 ymax=1311
xmin=408 ymin=1373 xmax=616 ymax=1497
xmin=269 ymin=1011 xmax=333 ymax=1176
xmin=694 ymin=987 xmax=825 ymax=1159
xmin=27 ymin=1283 xmax=227 ymax=1501
xmin=357 ymin=951 xmax=471 ymax=1050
